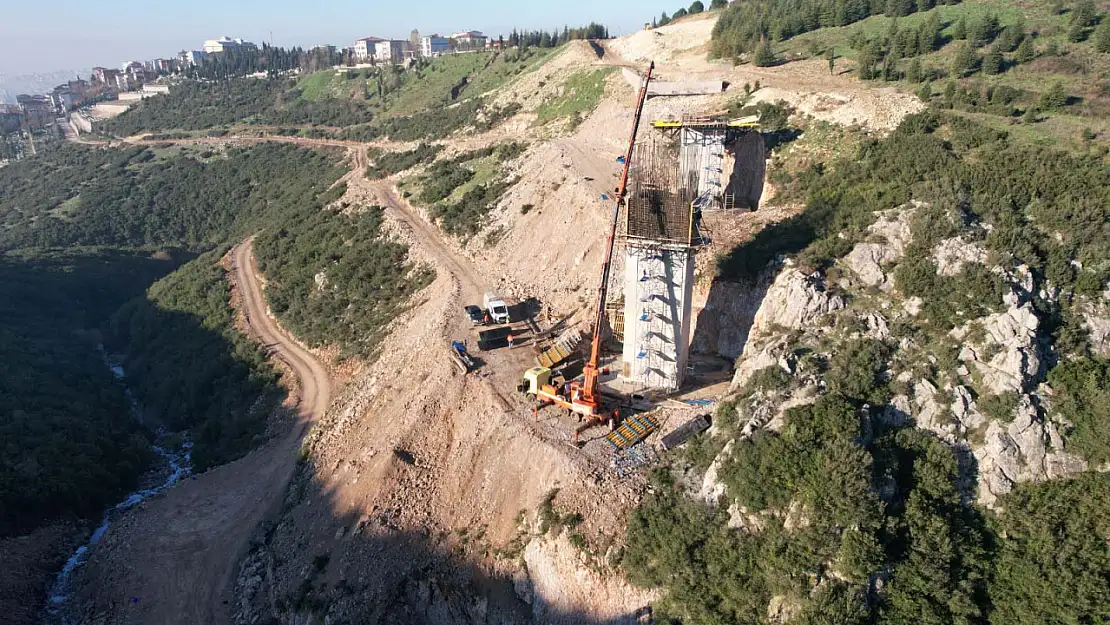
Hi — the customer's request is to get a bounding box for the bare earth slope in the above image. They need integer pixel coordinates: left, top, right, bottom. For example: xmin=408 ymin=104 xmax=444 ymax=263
xmin=65 ymin=240 xmax=330 ymax=625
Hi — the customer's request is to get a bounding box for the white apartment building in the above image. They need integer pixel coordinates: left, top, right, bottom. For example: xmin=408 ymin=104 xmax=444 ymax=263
xmin=203 ymin=37 xmax=257 ymax=54
xmin=353 ymin=37 xmax=384 ymax=61
xmin=421 ymin=34 xmax=450 ymax=57
xmin=374 ymin=39 xmax=406 ymax=63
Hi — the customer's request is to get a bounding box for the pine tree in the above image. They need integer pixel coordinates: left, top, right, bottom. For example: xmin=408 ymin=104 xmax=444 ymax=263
xmin=1068 ymin=20 xmax=1087 ymax=43
xmin=827 ymin=47 xmax=836 ymax=75
xmin=907 ymin=57 xmax=923 ymax=82
xmin=1039 ymin=81 xmax=1068 ymax=110
xmin=982 ymin=47 xmax=1003 ymax=75
xmin=917 ymin=82 xmax=932 ymax=102
xmin=753 ymin=38 xmax=777 ymax=67
xmin=953 ymin=16 xmax=968 ymax=40
xmin=1096 ymin=20 xmax=1110 ymax=53
xmin=951 ymin=42 xmax=980 ymax=77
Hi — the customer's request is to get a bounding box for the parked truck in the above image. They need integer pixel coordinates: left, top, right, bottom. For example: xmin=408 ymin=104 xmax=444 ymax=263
xmin=483 ymin=292 xmax=509 ymax=325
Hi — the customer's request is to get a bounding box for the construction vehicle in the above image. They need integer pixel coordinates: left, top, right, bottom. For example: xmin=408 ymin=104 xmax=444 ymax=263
xmin=518 ymin=61 xmax=655 ymax=444
xmin=484 ymin=292 xmax=510 ymax=324
xmin=449 ymin=340 xmax=476 ymax=373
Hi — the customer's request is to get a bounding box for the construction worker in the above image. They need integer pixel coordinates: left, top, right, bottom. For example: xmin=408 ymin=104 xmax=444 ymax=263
xmin=507 ymin=333 xmax=515 ymax=348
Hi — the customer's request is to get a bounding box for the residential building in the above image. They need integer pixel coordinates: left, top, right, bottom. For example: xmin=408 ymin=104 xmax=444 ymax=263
xmin=203 ymin=37 xmax=257 ymax=54
xmin=421 ymin=34 xmax=450 ymax=57
xmin=152 ymin=58 xmax=176 ymax=73
xmin=353 ymin=36 xmax=384 ymax=61
xmin=16 ymin=95 xmax=54 ymax=129
xmin=92 ymin=67 xmax=120 ymax=84
xmin=67 ymin=78 xmax=90 ymax=95
xmin=1 ymin=105 xmax=23 ymax=133
xmin=114 ymin=73 xmax=133 ymax=91
xmin=374 ymin=39 xmax=406 ymax=63
xmin=450 ymin=30 xmax=488 ymax=49
xmin=142 ymin=84 xmax=171 ymax=95
xmin=180 ymin=50 xmax=208 ymax=66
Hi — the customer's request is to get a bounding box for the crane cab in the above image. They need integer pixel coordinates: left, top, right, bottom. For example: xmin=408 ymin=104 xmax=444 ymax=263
xmin=520 ymin=367 xmax=553 ymax=398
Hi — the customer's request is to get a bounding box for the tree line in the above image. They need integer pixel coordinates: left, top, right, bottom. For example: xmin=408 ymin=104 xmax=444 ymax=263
xmin=653 ymin=0 xmax=728 ymax=28
xmin=712 ymin=0 xmax=965 ymax=60
xmin=503 ymin=23 xmax=611 ymax=49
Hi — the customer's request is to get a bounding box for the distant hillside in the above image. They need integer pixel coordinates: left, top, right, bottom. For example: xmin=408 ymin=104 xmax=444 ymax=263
xmin=0 ymin=69 xmax=89 ymax=101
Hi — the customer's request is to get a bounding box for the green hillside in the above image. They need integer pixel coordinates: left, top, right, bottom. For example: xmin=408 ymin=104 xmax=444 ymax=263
xmin=717 ymin=0 xmax=1110 ymax=150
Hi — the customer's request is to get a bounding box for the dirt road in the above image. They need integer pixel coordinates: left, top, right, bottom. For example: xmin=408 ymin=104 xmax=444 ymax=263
xmin=68 ymin=239 xmax=330 ymax=625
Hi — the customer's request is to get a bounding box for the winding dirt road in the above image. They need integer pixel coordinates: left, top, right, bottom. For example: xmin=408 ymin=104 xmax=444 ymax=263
xmin=70 ymin=239 xmax=330 ymax=625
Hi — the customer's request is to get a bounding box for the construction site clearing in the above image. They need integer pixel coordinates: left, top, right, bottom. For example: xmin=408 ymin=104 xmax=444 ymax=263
xmin=449 ymin=64 xmax=757 ymax=480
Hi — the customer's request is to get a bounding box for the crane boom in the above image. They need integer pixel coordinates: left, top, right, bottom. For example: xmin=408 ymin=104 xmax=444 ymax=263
xmin=579 ymin=61 xmax=654 ymax=412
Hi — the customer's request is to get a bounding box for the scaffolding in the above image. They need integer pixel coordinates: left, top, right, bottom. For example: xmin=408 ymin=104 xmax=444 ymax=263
xmin=650 ymin=115 xmax=763 ymax=213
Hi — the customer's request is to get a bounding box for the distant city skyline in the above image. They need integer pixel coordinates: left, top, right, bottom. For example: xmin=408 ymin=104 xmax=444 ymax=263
xmin=0 ymin=0 xmax=688 ymax=75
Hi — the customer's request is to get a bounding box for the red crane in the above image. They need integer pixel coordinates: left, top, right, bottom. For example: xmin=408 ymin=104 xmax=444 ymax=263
xmin=519 ymin=62 xmax=655 ymax=444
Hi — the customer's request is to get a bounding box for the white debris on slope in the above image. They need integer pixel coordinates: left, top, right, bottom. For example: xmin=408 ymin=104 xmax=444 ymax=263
xmin=933 ymin=237 xmax=988 ymax=277
xmin=1078 ymin=290 xmax=1110 ymax=358
xmin=522 ymin=535 xmax=655 ymax=624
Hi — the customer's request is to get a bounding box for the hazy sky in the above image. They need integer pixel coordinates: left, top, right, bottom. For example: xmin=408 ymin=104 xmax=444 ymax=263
xmin=0 ymin=0 xmax=687 ymax=75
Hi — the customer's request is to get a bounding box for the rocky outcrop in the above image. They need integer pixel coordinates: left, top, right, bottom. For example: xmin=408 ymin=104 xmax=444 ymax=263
xmin=730 ymin=263 xmax=845 ymax=390
xmin=522 ymin=536 xmax=655 ymax=624
xmin=933 ymin=237 xmax=987 ymax=277
xmin=973 ymin=395 xmax=1087 ymax=507
xmin=957 ymin=304 xmax=1043 ymax=395
xmin=841 ymin=207 xmax=914 ymax=289
xmin=1078 ymin=290 xmax=1110 ymax=358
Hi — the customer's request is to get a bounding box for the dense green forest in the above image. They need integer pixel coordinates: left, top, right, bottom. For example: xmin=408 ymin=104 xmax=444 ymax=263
xmin=0 ymin=249 xmax=178 ymax=535
xmin=712 ymin=0 xmax=965 ymax=59
xmin=104 ymin=53 xmax=525 ymax=139
xmin=0 ymin=142 xmax=369 ymax=535
xmin=627 ymin=109 xmax=1110 ymax=623
xmin=254 ymin=206 xmax=434 ymax=358
xmin=107 ymin=254 xmax=284 ymax=471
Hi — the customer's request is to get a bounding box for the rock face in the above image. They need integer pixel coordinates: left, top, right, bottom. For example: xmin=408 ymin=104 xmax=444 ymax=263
xmin=842 ymin=207 xmax=914 ymax=289
xmin=933 ymin=237 xmax=987 ymax=277
xmin=1078 ymin=291 xmax=1110 ymax=358
xmin=730 ymin=263 xmax=845 ymax=390
xmin=754 ymin=265 xmax=848 ymax=332
xmin=958 ymin=304 xmax=1043 ymax=395
xmin=973 ymin=395 xmax=1087 ymax=507
xmin=522 ymin=536 xmax=655 ymax=624
xmin=691 ymin=275 xmax=773 ymax=360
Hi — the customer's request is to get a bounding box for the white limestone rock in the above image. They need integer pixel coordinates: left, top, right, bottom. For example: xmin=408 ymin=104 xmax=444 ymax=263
xmin=972 ymin=395 xmax=1088 ymax=507
xmin=933 ymin=237 xmax=987 ymax=277
xmin=957 ymin=304 xmax=1042 ymax=395
xmin=842 ymin=208 xmax=914 ymax=288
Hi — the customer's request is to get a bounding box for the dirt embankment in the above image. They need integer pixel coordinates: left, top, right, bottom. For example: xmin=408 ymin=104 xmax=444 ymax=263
xmin=59 ymin=239 xmax=331 ymax=625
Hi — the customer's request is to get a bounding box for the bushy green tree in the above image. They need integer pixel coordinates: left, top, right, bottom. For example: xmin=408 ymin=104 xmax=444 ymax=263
xmin=753 ymin=38 xmax=777 ymax=66
xmin=1095 ymin=19 xmax=1110 ymax=53
xmin=982 ymin=46 xmax=1004 ymax=74
xmin=710 ymin=0 xmax=727 ymax=7
xmin=1016 ymin=36 xmax=1036 ymax=63
xmin=689 ymin=1 xmax=705 ymax=14
xmin=951 ymin=42 xmax=981 ymax=77
xmin=1039 ymin=80 xmax=1069 ymax=110
xmin=907 ymin=56 xmax=924 ymax=82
